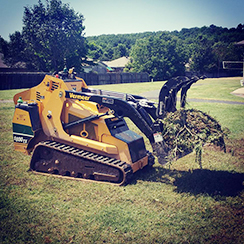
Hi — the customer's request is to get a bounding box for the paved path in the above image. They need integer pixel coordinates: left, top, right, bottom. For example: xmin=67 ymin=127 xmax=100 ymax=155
xmin=231 ymin=87 xmax=244 ymax=98
xmin=140 ymin=90 xmax=244 ymax=105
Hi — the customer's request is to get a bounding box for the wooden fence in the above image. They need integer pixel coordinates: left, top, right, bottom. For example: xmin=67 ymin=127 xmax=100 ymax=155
xmin=79 ymin=72 xmax=149 ymax=85
xmin=0 ymin=71 xmax=149 ymax=90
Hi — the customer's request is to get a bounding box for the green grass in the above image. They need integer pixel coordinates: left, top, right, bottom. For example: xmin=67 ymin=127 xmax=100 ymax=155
xmin=0 ymin=77 xmax=244 ymax=243
xmin=187 ymin=77 xmax=244 ymax=102
xmin=0 ymin=89 xmax=25 ymax=100
xmin=90 ymin=80 xmax=166 ymax=95
xmin=92 ymin=77 xmax=244 ymax=103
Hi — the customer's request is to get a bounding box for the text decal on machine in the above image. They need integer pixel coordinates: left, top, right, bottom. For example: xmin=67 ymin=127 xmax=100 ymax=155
xmin=66 ymin=91 xmax=91 ymax=101
xmin=13 ymin=134 xmax=33 ymax=144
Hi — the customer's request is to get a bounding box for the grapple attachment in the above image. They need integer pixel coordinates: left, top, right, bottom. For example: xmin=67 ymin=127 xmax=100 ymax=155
xmin=156 ymin=76 xmax=205 ymax=118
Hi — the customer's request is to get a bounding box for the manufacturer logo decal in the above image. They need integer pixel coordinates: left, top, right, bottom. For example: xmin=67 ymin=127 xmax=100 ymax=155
xmin=66 ymin=91 xmax=90 ymax=101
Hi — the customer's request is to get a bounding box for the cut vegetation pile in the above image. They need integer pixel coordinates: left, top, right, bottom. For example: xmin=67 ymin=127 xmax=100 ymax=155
xmin=161 ymin=109 xmax=228 ymax=167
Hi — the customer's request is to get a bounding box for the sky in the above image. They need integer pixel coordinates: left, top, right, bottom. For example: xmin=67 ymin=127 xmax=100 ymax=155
xmin=0 ymin=0 xmax=243 ymax=40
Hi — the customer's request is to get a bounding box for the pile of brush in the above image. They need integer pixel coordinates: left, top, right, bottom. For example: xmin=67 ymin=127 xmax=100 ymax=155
xmin=160 ymin=109 xmax=228 ymax=167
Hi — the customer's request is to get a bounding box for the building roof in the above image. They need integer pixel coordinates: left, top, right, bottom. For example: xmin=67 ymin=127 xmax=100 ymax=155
xmin=103 ymin=56 xmax=131 ymax=68
xmin=236 ymin=40 xmax=244 ymax=45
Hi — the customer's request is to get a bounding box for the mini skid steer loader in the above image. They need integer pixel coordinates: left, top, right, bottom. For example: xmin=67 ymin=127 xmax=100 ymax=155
xmin=12 ymin=71 xmax=203 ymax=185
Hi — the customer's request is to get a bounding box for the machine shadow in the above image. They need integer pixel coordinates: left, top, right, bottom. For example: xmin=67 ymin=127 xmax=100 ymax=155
xmin=132 ymin=166 xmax=244 ymax=198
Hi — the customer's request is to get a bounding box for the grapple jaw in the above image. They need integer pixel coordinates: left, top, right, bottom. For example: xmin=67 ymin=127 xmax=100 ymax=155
xmin=156 ymin=76 xmax=205 ymax=119
xmin=150 ymin=76 xmax=206 ymax=164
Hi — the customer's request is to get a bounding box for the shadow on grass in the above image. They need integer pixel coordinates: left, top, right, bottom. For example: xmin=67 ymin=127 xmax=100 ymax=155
xmin=132 ymin=166 xmax=244 ymax=198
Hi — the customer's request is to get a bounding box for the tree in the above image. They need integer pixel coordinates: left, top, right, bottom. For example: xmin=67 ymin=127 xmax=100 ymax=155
xmin=0 ymin=36 xmax=8 ymax=55
xmin=113 ymin=43 xmax=128 ymax=59
xmin=22 ymin=0 xmax=87 ymax=71
xmin=190 ymin=35 xmax=217 ymax=74
xmin=88 ymin=42 xmax=103 ymax=60
xmin=130 ymin=33 xmax=187 ymax=80
xmin=1 ymin=32 xmax=27 ymax=68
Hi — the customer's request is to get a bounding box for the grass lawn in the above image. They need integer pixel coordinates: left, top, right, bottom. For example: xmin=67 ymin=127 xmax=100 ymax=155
xmin=0 ymin=77 xmax=243 ymax=243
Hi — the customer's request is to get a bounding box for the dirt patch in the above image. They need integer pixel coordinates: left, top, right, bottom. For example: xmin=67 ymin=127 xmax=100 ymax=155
xmin=226 ymin=138 xmax=244 ymax=160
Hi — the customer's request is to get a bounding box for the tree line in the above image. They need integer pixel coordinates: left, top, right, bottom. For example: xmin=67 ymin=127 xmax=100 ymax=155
xmin=0 ymin=0 xmax=244 ymax=81
xmin=87 ymin=25 xmax=244 ymax=80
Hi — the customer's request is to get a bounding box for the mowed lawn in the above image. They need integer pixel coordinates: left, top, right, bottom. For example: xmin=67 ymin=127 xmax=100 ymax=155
xmin=0 ymin=77 xmax=243 ymax=243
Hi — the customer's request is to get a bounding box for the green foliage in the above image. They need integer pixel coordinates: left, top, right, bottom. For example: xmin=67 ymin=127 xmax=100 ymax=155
xmin=129 ymin=33 xmax=187 ymax=80
xmin=88 ymin=42 xmax=103 ymax=60
xmin=0 ymin=0 xmax=88 ymax=72
xmin=22 ymin=0 xmax=88 ymax=72
xmin=0 ymin=35 xmax=8 ymax=54
xmin=87 ymin=32 xmax=153 ymax=61
xmin=161 ymin=109 xmax=228 ymax=167
xmin=190 ymin=35 xmax=217 ymax=73
xmin=86 ymin=24 xmax=244 ymax=78
xmin=0 ymin=32 xmax=26 ymax=68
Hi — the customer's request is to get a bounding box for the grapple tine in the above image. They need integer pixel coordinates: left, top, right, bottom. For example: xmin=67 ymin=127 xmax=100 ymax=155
xmin=180 ymin=76 xmax=200 ymax=108
xmin=157 ymin=76 xmax=190 ymax=118
xmin=180 ymin=75 xmax=206 ymax=108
